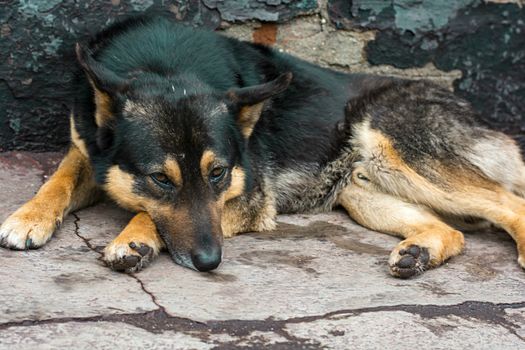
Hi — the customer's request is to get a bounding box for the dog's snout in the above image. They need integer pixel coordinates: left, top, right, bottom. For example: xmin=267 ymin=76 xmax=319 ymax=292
xmin=191 ymin=244 xmax=222 ymax=272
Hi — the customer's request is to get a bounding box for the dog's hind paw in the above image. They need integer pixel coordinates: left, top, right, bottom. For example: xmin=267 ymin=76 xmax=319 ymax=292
xmin=389 ymin=244 xmax=430 ymax=279
xmin=104 ymin=241 xmax=156 ymax=273
xmin=0 ymin=206 xmax=59 ymax=250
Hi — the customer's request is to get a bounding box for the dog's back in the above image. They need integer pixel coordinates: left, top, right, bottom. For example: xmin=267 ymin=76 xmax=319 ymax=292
xmin=75 ymin=17 xmax=361 ymax=156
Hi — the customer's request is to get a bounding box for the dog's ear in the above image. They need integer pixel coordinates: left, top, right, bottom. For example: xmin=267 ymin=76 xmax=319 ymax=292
xmin=226 ymin=72 xmax=292 ymax=138
xmin=76 ymin=43 xmax=130 ymax=150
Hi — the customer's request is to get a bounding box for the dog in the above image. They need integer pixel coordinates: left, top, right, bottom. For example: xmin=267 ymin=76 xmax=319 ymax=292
xmin=1 ymin=16 xmax=524 ymax=278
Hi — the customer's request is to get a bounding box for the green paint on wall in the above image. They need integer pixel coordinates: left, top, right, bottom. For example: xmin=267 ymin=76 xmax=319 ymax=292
xmin=393 ymin=0 xmax=480 ymax=33
xmin=9 ymin=118 xmax=21 ymax=134
xmin=18 ymin=0 xmax=63 ymax=17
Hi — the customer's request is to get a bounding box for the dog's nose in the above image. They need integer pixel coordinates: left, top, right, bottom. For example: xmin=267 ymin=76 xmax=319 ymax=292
xmin=191 ymin=245 xmax=222 ymax=272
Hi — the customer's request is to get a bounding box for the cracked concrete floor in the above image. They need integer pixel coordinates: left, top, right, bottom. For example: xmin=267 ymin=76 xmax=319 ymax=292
xmin=0 ymin=151 xmax=524 ymax=350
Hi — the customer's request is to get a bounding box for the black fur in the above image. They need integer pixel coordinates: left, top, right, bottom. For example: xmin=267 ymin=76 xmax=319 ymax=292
xmin=72 ymin=16 xmax=371 ymax=195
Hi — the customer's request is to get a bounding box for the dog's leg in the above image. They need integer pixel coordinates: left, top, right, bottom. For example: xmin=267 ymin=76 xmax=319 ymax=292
xmin=353 ymin=123 xmax=525 ymax=270
xmin=104 ymin=212 xmax=165 ymax=273
xmin=392 ymin=183 xmax=525 ymax=269
xmin=359 ymin=140 xmax=525 ymax=269
xmin=368 ymin=164 xmax=525 ymax=270
xmin=338 ymin=172 xmax=464 ymax=278
xmin=0 ymin=145 xmax=99 ymax=249
xmin=446 ymin=189 xmax=525 ymax=269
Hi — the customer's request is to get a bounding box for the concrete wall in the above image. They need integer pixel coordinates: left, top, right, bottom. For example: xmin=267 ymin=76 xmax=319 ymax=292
xmin=1 ymin=0 xmax=524 ymax=151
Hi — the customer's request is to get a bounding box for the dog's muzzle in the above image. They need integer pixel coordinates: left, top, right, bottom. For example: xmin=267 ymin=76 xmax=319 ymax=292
xmin=191 ymin=244 xmax=222 ymax=272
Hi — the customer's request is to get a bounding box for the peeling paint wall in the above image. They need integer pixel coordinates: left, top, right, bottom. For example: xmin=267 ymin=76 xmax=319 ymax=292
xmin=1 ymin=0 xmax=524 ymax=151
xmin=328 ymin=0 xmax=525 ymax=148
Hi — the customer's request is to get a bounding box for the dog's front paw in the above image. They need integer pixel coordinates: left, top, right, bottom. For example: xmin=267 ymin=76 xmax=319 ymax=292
xmin=104 ymin=240 xmax=156 ymax=273
xmin=0 ymin=205 xmax=60 ymax=250
xmin=389 ymin=244 xmax=430 ymax=279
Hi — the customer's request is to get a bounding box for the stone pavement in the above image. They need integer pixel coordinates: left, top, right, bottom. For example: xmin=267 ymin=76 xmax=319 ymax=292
xmin=0 ymin=152 xmax=524 ymax=349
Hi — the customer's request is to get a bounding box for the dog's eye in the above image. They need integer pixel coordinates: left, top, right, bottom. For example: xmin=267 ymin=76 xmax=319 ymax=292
xmin=209 ymin=167 xmax=227 ymax=183
xmin=150 ymin=172 xmax=173 ymax=188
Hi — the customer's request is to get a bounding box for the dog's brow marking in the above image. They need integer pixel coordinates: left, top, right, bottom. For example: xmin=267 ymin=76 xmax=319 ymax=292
xmin=171 ymin=85 xmax=175 ymax=92
xmin=223 ymin=166 xmax=246 ymax=202
xmin=164 ymin=157 xmax=183 ymax=187
xmin=200 ymin=150 xmax=216 ymax=178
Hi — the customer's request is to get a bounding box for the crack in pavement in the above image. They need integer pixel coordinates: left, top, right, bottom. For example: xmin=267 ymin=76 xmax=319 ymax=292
xmin=68 ymin=212 xmax=311 ymax=347
xmin=6 ymin=212 xmax=523 ymax=347
xmin=71 ymin=212 xmax=170 ymax=316
xmin=0 ymin=301 xmax=523 ymax=341
xmin=63 ymin=213 xmax=319 ymax=348
xmin=71 ymin=213 xmax=101 ymax=257
xmin=132 ymin=271 xmax=174 ymax=317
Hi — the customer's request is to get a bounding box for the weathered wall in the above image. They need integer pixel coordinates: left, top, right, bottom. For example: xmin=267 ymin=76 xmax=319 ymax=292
xmin=1 ymin=0 xmax=524 ymax=151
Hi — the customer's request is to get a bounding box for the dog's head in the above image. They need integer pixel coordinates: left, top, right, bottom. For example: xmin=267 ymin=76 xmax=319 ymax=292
xmin=76 ymin=44 xmax=291 ymax=271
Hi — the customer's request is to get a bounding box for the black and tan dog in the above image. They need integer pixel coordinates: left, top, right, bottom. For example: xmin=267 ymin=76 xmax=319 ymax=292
xmin=1 ymin=16 xmax=525 ymax=278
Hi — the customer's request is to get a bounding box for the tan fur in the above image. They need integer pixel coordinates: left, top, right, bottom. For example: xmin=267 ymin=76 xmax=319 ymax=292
xmin=104 ymin=165 xmax=145 ymax=212
xmin=200 ymin=150 xmax=216 ymax=179
xmin=348 ymin=119 xmax=525 ymax=269
xmin=104 ymin=166 xmax=184 ymax=219
xmin=103 ymin=212 xmax=165 ymax=273
xmin=221 ymin=184 xmax=277 ymax=238
xmin=0 ymin=146 xmax=99 ymax=248
xmin=84 ymin=76 xmax=114 ymax=127
xmin=338 ymin=178 xmax=464 ymax=277
xmin=164 ymin=157 xmax=183 ymax=187
xmin=222 ymin=166 xmax=245 ymax=203
xmin=104 ymin=212 xmax=164 ymax=258
xmin=219 ymin=166 xmax=261 ymax=237
xmin=238 ymin=102 xmax=264 ymax=138
xmin=92 ymin=83 xmax=113 ymax=127
xmin=221 ymin=199 xmax=276 ymax=238
xmin=70 ymin=114 xmax=89 ymax=157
